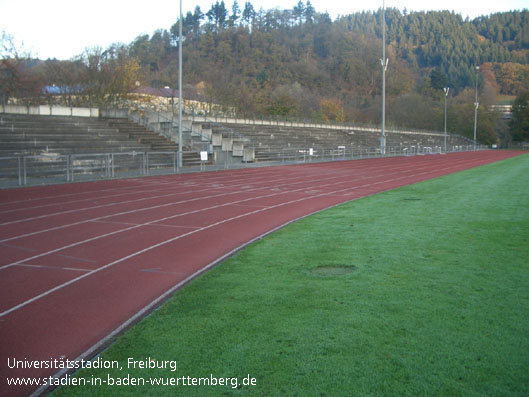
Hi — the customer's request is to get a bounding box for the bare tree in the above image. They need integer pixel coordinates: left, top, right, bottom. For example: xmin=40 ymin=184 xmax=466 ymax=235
xmin=43 ymin=59 xmax=84 ymax=106
xmin=1 ymin=31 xmax=42 ymax=106
xmin=76 ymin=45 xmax=140 ymax=107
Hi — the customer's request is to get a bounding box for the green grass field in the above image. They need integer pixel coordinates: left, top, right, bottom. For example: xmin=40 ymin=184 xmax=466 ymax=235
xmin=54 ymin=154 xmax=529 ymax=396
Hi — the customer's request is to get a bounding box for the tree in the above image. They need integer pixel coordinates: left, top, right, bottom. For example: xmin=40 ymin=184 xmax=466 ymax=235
xmin=265 ymin=84 xmax=302 ymax=116
xmin=0 ymin=31 xmax=42 ymax=106
xmin=493 ymin=63 xmax=529 ymax=95
xmin=43 ymin=59 xmax=84 ymax=106
xmin=320 ymin=98 xmax=345 ymax=122
xmin=510 ymin=91 xmax=529 ymax=142
xmin=293 ymin=1 xmax=305 ymax=25
xmin=192 ymin=6 xmax=205 ymax=36
xmin=305 ymin=1 xmax=315 ymax=24
xmin=170 ymin=13 xmax=193 ymax=44
xmin=430 ymin=69 xmax=448 ymax=90
xmin=242 ymin=2 xmax=255 ymax=26
xmin=229 ymin=0 xmax=241 ymax=27
xmin=78 ymin=46 xmax=140 ymax=107
xmin=207 ymin=1 xmax=228 ymax=31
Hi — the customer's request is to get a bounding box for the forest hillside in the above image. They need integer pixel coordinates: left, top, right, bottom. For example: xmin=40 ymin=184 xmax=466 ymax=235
xmin=3 ymin=3 xmax=529 ymax=144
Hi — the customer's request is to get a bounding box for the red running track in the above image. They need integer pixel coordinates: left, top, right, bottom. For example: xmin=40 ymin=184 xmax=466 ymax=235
xmin=0 ymin=150 xmax=525 ymax=396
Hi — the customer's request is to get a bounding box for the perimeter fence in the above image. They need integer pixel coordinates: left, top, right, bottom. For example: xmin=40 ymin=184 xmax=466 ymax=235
xmin=0 ymin=144 xmax=488 ymax=188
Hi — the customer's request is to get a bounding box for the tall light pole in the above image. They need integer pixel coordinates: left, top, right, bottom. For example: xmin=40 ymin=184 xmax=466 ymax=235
xmin=473 ymin=66 xmax=479 ymax=150
xmin=443 ymin=87 xmax=449 ymax=153
xmin=380 ymin=0 xmax=388 ymax=156
xmin=177 ymin=0 xmax=183 ymax=168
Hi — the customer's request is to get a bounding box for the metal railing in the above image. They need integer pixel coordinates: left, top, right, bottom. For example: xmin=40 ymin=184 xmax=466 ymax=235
xmin=0 ymin=151 xmax=182 ymax=188
xmin=0 ymin=145 xmax=489 ymax=189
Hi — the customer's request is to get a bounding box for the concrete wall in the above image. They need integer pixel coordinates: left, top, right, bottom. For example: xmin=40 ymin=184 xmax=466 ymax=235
xmin=101 ymin=108 xmax=129 ymax=118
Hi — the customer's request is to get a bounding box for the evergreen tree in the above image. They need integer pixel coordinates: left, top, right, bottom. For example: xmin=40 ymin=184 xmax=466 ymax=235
xmin=229 ymin=0 xmax=241 ymax=27
xmin=293 ymin=1 xmax=305 ymax=25
xmin=193 ymin=6 xmax=204 ymax=33
xmin=305 ymin=1 xmax=315 ymax=24
xmin=242 ymin=1 xmax=255 ymax=26
xmin=430 ymin=69 xmax=448 ymax=90
xmin=207 ymin=1 xmax=228 ymax=31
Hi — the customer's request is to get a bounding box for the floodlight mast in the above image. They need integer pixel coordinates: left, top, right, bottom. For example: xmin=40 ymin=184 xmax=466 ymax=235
xmin=473 ymin=66 xmax=479 ymax=151
xmin=380 ymin=0 xmax=387 ymax=156
xmin=444 ymin=87 xmax=449 ymax=153
xmin=177 ymin=0 xmax=183 ymax=168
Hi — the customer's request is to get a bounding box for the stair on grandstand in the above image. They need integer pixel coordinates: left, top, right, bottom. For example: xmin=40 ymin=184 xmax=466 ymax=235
xmin=0 ymin=114 xmax=204 ymax=166
xmin=104 ymin=118 xmax=205 ymax=166
xmin=205 ymin=123 xmax=472 ymax=162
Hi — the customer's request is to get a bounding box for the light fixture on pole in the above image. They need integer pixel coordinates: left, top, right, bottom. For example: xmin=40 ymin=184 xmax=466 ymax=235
xmin=473 ymin=66 xmax=479 ymax=151
xmin=177 ymin=0 xmax=183 ymax=168
xmin=380 ymin=0 xmax=387 ymax=156
xmin=443 ymin=87 xmax=449 ymax=153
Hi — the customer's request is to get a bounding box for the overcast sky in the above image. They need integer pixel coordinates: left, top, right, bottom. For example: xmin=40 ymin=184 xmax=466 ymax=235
xmin=1 ymin=0 xmax=527 ymax=60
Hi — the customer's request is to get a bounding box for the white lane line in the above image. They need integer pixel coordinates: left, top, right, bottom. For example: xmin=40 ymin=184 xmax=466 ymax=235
xmin=14 ymin=263 xmax=93 ymax=272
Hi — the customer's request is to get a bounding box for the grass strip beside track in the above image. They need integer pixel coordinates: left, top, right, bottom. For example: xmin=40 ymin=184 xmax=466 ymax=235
xmin=54 ymin=154 xmax=529 ymax=396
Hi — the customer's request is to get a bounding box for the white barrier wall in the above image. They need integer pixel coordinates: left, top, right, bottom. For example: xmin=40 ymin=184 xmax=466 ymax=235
xmin=1 ymin=105 xmax=98 ymax=118
xmin=3 ymin=105 xmax=28 ymax=114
